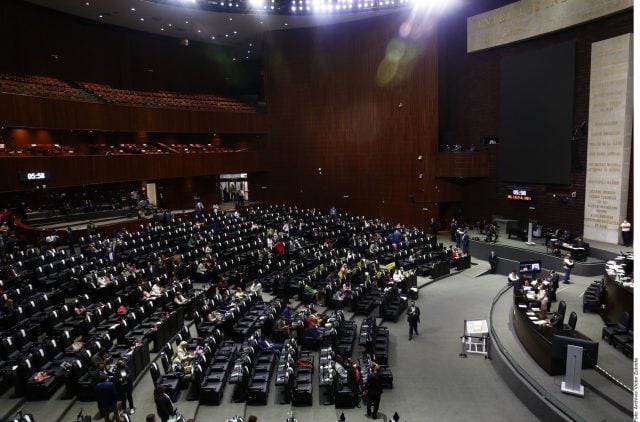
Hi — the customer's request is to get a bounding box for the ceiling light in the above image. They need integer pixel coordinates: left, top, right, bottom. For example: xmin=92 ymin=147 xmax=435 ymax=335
xmin=131 ymin=7 xmax=135 ymax=11
xmin=140 ymin=17 xmax=144 ymax=21
xmin=284 ymin=22 xmax=288 ymax=26
xmin=233 ymin=30 xmax=237 ymax=34
xmin=185 ymin=20 xmax=189 ymax=24
xmin=197 ymin=29 xmax=201 ymax=32
xmin=85 ymin=2 xmax=90 ymax=5
xmin=161 ymin=28 xmax=164 ymax=31
xmin=211 ymin=36 xmax=216 ymax=39
xmin=229 ymin=17 xmax=233 ymax=21
xmin=98 ymin=14 xmax=103 ymax=18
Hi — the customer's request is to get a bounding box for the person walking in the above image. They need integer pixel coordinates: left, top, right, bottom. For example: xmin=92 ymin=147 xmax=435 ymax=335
xmin=488 ymin=251 xmax=498 ymax=274
xmin=620 ymin=218 xmax=632 ymax=247
xmin=562 ymin=254 xmax=574 ymax=284
xmin=407 ymin=300 xmax=421 ymax=341
xmin=95 ymin=372 xmax=119 ymax=422
xmin=364 ymin=365 xmax=383 ymax=419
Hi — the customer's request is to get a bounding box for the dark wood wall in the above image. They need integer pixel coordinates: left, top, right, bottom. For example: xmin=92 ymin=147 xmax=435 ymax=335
xmin=0 ymin=152 xmax=267 ymax=193
xmin=252 ymin=11 xmax=461 ymax=229
xmin=438 ymin=8 xmax=634 ymax=233
xmin=0 ymin=93 xmax=268 ymax=133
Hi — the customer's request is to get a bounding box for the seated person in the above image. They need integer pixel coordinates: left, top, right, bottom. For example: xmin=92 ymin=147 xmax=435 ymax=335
xmin=303 ymin=282 xmax=321 ymax=304
xmin=547 ymin=311 xmax=563 ymax=328
xmin=234 ymin=287 xmax=246 ymax=300
xmin=173 ymin=341 xmax=193 ymax=373
xmin=507 ymin=271 xmax=519 ymax=284
xmin=248 ymin=280 xmax=262 ymax=295
xmin=151 ymin=280 xmax=164 ymax=297
xmin=173 ymin=290 xmax=188 ymax=305
xmin=217 ymin=279 xmax=230 ymax=297
xmin=257 ymin=337 xmax=282 ymax=354
xmin=274 ymin=318 xmax=291 ymax=338
xmin=281 ymin=305 xmax=294 ymax=321
xmin=91 ymin=347 xmax=111 ymax=368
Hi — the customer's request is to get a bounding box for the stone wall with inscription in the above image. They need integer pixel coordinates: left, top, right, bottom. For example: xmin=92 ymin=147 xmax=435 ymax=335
xmin=583 ymin=34 xmax=633 ymax=244
xmin=467 ymin=0 xmax=632 ymax=53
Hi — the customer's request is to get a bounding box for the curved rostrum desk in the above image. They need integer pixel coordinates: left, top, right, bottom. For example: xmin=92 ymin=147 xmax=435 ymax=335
xmin=512 ymin=290 xmax=598 ymax=376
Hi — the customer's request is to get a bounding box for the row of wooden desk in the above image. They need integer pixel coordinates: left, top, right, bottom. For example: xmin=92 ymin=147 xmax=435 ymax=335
xmin=512 ymin=291 xmax=598 ymax=376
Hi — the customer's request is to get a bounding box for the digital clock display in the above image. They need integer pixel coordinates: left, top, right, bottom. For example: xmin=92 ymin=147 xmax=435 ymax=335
xmin=19 ymin=171 xmax=49 ymax=182
xmin=507 ymin=188 xmax=532 ymax=201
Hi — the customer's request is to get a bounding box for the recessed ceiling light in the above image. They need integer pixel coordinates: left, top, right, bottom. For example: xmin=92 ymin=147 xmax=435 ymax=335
xmin=229 ymin=17 xmax=233 ymax=21
xmin=225 ymin=34 xmax=229 ymax=37
xmin=168 ymin=23 xmax=172 ymax=26
xmin=161 ymin=28 xmax=164 ymax=31
xmin=185 ymin=20 xmax=189 ymax=24
xmin=249 ymin=43 xmax=253 ymax=47
xmin=140 ymin=17 xmax=144 ymax=21
xmin=211 ymin=36 xmax=216 ymax=39
xmin=85 ymin=2 xmax=90 ymax=5
xmin=98 ymin=14 xmax=103 ymax=18
xmin=232 ymin=58 xmax=236 ymax=61
xmin=245 ymin=56 xmax=249 ymax=59
xmin=233 ymin=31 xmax=237 ymax=34
xmin=284 ymin=23 xmax=288 ymax=26
xmin=131 ymin=7 xmax=135 ymax=11
xmin=197 ymin=29 xmax=201 ymax=33
xmin=260 ymin=21 xmax=263 ymax=24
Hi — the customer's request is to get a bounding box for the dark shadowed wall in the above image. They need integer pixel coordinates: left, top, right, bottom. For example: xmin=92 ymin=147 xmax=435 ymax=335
xmin=253 ymin=11 xmax=462 ymax=228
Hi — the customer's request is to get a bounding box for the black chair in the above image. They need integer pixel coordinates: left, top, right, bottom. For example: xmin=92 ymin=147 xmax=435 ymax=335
xmin=602 ymin=312 xmax=631 ymax=344
xmin=566 ymin=312 xmax=577 ymax=332
xmin=149 ymin=362 xmax=180 ymax=402
xmin=612 ymin=329 xmax=633 ymax=353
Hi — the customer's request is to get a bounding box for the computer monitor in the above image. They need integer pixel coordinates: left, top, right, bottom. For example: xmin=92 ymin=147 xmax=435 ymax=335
xmin=519 ymin=260 xmax=542 ymax=274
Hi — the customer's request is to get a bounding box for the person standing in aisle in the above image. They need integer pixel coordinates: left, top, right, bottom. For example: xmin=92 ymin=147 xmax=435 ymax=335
xmin=562 ymin=254 xmax=574 ymax=284
xmin=407 ymin=300 xmax=421 ymax=341
xmin=620 ymin=218 xmax=632 ymax=247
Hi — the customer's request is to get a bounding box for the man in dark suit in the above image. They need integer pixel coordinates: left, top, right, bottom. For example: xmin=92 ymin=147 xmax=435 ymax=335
xmin=364 ymin=365 xmax=383 ymax=419
xmin=488 ymin=251 xmax=498 ymax=274
xmin=407 ymin=300 xmax=421 ymax=341
xmin=548 ymin=270 xmax=559 ymax=302
xmin=95 ymin=372 xmax=118 ymax=422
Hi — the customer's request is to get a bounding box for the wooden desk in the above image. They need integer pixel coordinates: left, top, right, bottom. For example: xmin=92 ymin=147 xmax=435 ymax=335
xmin=512 ymin=294 xmax=597 ymax=375
xmin=602 ymin=273 xmax=633 ymax=324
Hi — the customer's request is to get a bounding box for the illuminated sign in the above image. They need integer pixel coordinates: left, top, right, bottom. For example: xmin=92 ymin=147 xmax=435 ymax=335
xmin=19 ymin=171 xmax=49 ymax=182
xmin=507 ymin=189 xmax=532 ymax=201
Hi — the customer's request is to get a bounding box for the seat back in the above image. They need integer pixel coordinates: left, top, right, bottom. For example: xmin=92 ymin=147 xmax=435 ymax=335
xmin=164 ymin=343 xmax=173 ymax=360
xmin=618 ymin=311 xmax=631 ymax=331
xmin=568 ymin=312 xmax=577 ymax=331
xmin=160 ymin=352 xmax=172 ymax=374
xmin=150 ymin=362 xmax=160 ymax=385
xmin=557 ymin=301 xmax=566 ymax=318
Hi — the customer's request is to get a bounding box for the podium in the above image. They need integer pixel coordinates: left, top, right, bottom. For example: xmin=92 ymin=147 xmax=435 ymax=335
xmin=464 ymin=320 xmax=489 ymax=357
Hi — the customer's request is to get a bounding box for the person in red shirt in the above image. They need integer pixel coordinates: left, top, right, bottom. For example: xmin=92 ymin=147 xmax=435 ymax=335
xmin=273 ymin=239 xmax=285 ymax=255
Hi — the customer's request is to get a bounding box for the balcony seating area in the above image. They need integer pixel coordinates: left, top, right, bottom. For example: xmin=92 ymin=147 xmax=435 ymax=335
xmin=169 ymin=144 xmax=244 ymax=154
xmin=94 ymin=143 xmax=169 ymax=155
xmin=0 ymin=144 xmax=76 ymax=156
xmin=80 ymin=82 xmax=256 ymax=113
xmin=0 ymin=72 xmax=256 ymax=113
xmin=0 ymin=73 xmax=99 ymax=103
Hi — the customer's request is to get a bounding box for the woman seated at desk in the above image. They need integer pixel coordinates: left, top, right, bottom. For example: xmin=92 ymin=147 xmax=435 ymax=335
xmin=173 ymin=341 xmax=194 ymax=373
xmin=173 ymin=290 xmax=188 ymax=306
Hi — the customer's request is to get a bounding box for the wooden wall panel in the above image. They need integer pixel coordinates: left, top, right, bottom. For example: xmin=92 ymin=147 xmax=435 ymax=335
xmin=435 ymin=152 xmax=489 ymax=178
xmin=0 ymin=94 xmax=267 ymax=133
xmin=0 ymin=152 xmax=268 ymax=192
xmin=254 ymin=11 xmax=441 ymax=229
